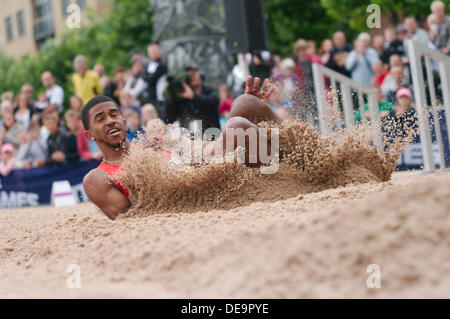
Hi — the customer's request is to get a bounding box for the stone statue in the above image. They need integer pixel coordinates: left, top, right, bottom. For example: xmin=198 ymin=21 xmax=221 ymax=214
xmin=149 ymin=0 xmax=233 ymax=86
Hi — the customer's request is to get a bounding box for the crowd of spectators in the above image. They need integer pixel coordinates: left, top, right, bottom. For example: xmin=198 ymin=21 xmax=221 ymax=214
xmin=0 ymin=1 xmax=448 ymax=177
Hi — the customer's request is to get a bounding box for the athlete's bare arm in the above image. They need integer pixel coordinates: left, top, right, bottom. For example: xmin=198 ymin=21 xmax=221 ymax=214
xmin=83 ymin=168 xmax=131 ymax=220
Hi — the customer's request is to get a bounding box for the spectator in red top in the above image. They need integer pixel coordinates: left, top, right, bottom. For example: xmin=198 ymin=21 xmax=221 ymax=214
xmin=218 ymin=85 xmax=234 ymax=117
xmin=65 ymin=109 xmax=102 ymax=161
xmin=371 ymin=60 xmax=389 ymax=87
xmin=306 ymin=41 xmax=322 ymax=64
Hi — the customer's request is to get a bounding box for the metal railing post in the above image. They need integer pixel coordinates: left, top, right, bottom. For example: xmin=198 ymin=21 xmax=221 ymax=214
xmin=407 ymin=40 xmax=435 ymax=172
xmin=312 ymin=63 xmax=329 ymax=135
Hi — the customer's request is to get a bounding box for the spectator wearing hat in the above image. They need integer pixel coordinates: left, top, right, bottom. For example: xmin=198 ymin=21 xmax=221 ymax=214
xmin=0 ymin=143 xmax=16 ymax=176
xmin=381 ymin=87 xmax=417 ymax=143
xmin=380 ymin=27 xmax=406 ymax=64
xmin=129 ymin=47 xmax=150 ymax=68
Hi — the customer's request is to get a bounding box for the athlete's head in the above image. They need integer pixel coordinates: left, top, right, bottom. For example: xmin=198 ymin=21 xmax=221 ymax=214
xmin=82 ymin=95 xmax=127 ymax=149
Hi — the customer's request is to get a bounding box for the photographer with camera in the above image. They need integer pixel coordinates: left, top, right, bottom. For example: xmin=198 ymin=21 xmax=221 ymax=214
xmin=164 ymin=67 xmax=220 ymax=132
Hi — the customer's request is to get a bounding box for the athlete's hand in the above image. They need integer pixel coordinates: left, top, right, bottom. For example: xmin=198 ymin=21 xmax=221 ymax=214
xmin=244 ymin=76 xmax=274 ymax=102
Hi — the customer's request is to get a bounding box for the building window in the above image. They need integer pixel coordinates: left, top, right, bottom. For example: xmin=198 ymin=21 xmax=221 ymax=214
xmin=77 ymin=0 xmax=86 ymax=10
xmin=33 ymin=0 xmax=55 ymax=42
xmin=17 ymin=11 xmax=25 ymax=37
xmin=62 ymin=0 xmax=71 ymax=16
xmin=5 ymin=17 xmax=13 ymax=42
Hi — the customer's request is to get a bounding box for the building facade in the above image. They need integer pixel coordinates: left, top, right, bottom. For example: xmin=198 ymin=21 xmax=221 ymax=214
xmin=0 ymin=0 xmax=112 ymax=60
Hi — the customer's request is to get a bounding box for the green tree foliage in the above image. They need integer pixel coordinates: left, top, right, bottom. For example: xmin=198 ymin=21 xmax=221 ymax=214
xmin=264 ymin=0 xmax=349 ymax=57
xmin=0 ymin=0 xmax=153 ymax=104
xmin=320 ymin=0 xmax=449 ymax=31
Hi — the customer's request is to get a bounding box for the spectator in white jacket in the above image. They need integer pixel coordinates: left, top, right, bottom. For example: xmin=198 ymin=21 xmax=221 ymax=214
xmin=345 ymin=32 xmax=380 ymax=86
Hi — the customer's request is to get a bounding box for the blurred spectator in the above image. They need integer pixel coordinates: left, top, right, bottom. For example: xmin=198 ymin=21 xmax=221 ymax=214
xmin=34 ymin=93 xmax=49 ymax=111
xmin=93 ymin=63 xmax=105 ymax=77
xmin=166 ymin=67 xmax=220 ymax=131
xmin=0 ymin=143 xmax=16 ymax=176
xmin=430 ymin=0 xmax=450 ymax=54
xmin=1 ymin=91 xmax=13 ymax=103
xmin=380 ymin=27 xmax=406 ymax=64
xmin=124 ymin=58 xmax=148 ymax=105
xmin=218 ymin=85 xmax=234 ymax=117
xmin=125 ymin=110 xmax=141 ymax=141
xmin=382 ymin=88 xmax=417 ymax=142
xmin=15 ymin=125 xmax=46 ymax=169
xmin=404 ymin=16 xmax=431 ymax=58
xmin=69 ymin=95 xmax=83 ymax=111
xmin=104 ymin=66 xmax=126 ymax=105
xmin=382 ymin=65 xmax=413 ymax=104
xmin=94 ymin=64 xmax=110 ymax=90
xmin=426 ymin=13 xmax=439 ymax=43
xmin=20 ymin=84 xmax=34 ymax=109
xmin=144 ymin=43 xmax=168 ymax=105
xmin=72 ymin=55 xmax=104 ymax=105
xmin=65 ymin=109 xmax=102 ymax=161
xmin=389 ymin=54 xmax=411 ymax=85
xmin=129 ymin=47 xmax=150 ymax=67
xmin=306 ymin=41 xmax=322 ymax=64
xmin=41 ymin=71 xmax=64 ymax=114
xmin=396 ymin=23 xmax=408 ymax=58
xmin=319 ymin=39 xmax=333 ymax=64
xmin=141 ymin=104 xmax=159 ymax=127
xmin=0 ymin=112 xmax=24 ymax=149
xmin=371 ymin=61 xmax=389 ymax=87
xmin=372 ymin=34 xmax=385 ymax=56
xmin=272 ymin=55 xmax=282 ymax=75
xmin=345 ymin=32 xmax=380 ymax=86
xmin=1 ymin=100 xmax=14 ymax=117
xmin=248 ymin=51 xmax=274 ymax=81
xmin=275 ymin=58 xmax=298 ymax=98
xmin=293 ymin=39 xmax=316 ymax=122
xmin=43 ymin=112 xmax=79 ymax=166
xmin=14 ymin=93 xmax=32 ymax=129
xmin=218 ymin=84 xmax=234 ymax=129
xmin=393 ymin=88 xmax=415 ymax=117
xmin=326 ymin=31 xmax=352 ymax=77
xmin=119 ymin=89 xmax=141 ymax=116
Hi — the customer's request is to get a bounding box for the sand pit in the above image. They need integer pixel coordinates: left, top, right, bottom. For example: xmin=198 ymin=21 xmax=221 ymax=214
xmin=1 ymin=171 xmax=449 ymax=298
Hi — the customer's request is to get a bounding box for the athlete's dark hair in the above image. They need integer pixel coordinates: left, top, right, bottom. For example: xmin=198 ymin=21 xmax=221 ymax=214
xmin=82 ymin=95 xmax=119 ymax=130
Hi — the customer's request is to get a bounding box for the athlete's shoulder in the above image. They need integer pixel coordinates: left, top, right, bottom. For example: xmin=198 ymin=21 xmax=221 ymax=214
xmin=83 ymin=168 xmax=112 ymax=192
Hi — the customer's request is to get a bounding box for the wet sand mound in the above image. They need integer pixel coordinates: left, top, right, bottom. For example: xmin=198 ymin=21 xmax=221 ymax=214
xmin=119 ymin=122 xmax=402 ymax=215
xmin=1 ymin=172 xmax=449 ymax=298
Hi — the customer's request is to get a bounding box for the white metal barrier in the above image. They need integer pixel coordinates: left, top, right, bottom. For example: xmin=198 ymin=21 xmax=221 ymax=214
xmin=407 ymin=40 xmax=450 ymax=172
xmin=312 ymin=63 xmax=379 ymax=134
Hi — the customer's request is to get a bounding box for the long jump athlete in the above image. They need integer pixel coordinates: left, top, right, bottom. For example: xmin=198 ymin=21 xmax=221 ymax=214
xmin=82 ymin=76 xmax=282 ymax=219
